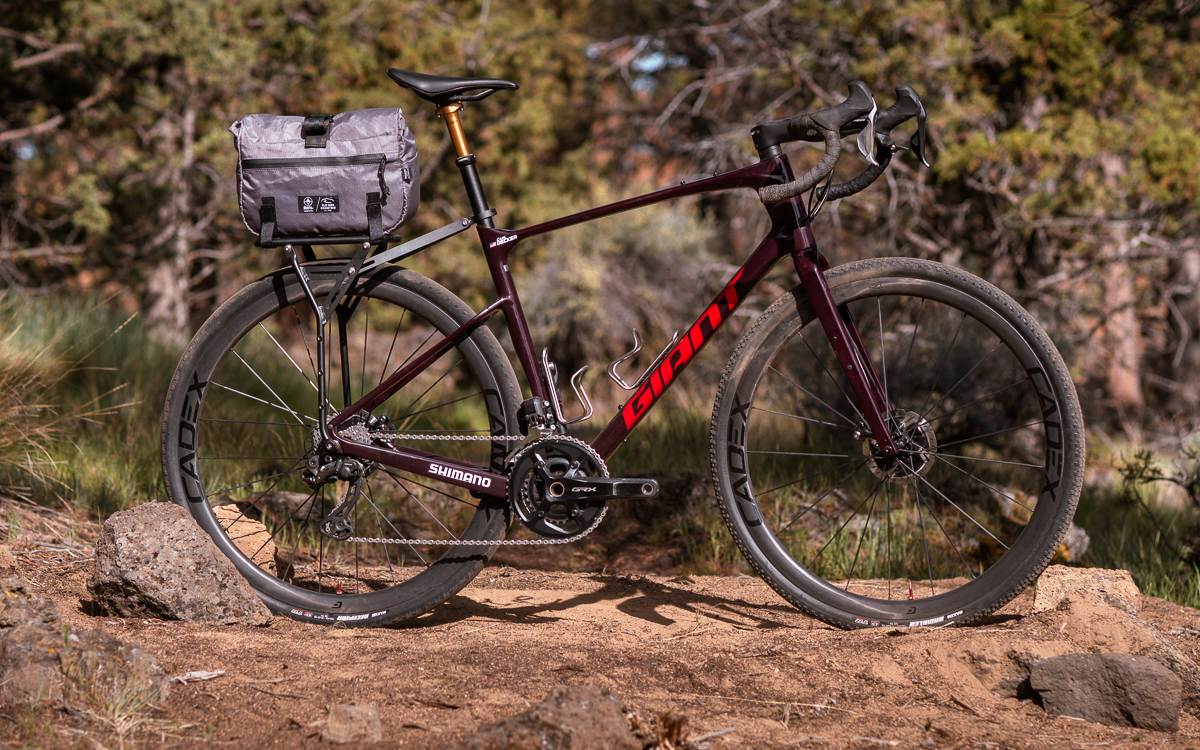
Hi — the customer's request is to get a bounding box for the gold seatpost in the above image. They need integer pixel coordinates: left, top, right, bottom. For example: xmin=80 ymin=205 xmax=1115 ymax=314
xmin=436 ymin=101 xmax=494 ymax=227
xmin=437 ymin=103 xmax=471 ymax=158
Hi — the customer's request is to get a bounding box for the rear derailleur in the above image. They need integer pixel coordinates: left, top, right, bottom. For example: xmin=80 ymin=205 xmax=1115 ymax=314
xmin=303 ymin=412 xmax=390 ymax=541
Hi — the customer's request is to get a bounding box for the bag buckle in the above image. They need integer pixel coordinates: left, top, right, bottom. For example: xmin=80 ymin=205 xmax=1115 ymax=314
xmin=302 ymin=114 xmax=334 ymax=148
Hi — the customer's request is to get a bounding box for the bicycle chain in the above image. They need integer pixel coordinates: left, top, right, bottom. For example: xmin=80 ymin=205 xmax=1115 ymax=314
xmin=341 ymin=427 xmax=607 ymax=546
xmin=346 ymin=506 xmax=607 ymax=546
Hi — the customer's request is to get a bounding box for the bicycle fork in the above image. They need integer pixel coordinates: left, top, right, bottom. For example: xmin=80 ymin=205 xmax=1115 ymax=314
xmin=793 ymin=248 xmax=899 ymax=458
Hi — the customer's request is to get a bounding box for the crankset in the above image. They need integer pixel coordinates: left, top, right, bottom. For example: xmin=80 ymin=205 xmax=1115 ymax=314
xmin=508 ymin=436 xmax=659 ymax=539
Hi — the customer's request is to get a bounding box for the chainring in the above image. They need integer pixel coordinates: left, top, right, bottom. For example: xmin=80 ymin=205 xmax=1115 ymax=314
xmin=508 ymin=436 xmax=608 ymax=539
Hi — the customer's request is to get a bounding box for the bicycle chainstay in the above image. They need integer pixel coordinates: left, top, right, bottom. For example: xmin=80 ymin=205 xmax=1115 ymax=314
xmin=339 ymin=425 xmax=609 ymax=546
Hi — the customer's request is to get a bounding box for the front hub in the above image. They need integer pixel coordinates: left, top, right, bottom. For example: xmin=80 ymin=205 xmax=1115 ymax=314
xmin=863 ymin=409 xmax=937 ymax=484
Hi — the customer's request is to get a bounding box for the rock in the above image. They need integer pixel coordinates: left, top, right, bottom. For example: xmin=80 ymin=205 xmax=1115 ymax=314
xmin=1052 ymin=522 xmax=1090 ymax=562
xmin=321 ymin=703 xmax=382 ymax=744
xmin=1030 ymin=653 xmax=1181 ymax=731
xmin=0 ymin=574 xmax=168 ymax=706
xmin=441 ymin=685 xmax=640 ymax=750
xmin=0 ymin=574 xmax=60 ymax=628
xmin=212 ymin=505 xmax=277 ymax=576
xmin=0 ymin=544 xmax=18 ymax=571
xmin=960 ymin=649 xmax=1042 ymax=700
xmin=62 ymin=628 xmax=172 ymax=706
xmin=0 ymin=621 xmax=68 ymax=703
xmin=88 ymin=502 xmax=272 ymax=626
xmin=1047 ymin=592 xmax=1200 ymax=704
xmin=1033 ymin=566 xmax=1141 ymax=614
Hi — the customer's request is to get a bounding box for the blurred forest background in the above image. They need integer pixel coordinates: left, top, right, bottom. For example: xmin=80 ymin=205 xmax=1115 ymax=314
xmin=4 ymin=0 xmax=1200 ymax=599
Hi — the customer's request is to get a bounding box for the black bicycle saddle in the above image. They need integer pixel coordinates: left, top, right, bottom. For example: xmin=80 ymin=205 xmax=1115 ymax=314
xmin=386 ymin=69 xmax=519 ymax=104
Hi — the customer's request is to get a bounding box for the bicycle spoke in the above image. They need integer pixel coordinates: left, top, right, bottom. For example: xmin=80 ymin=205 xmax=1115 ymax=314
xmin=204 ymin=457 xmax=309 ymax=503
xmin=210 ymin=381 xmax=315 ymax=425
xmin=843 ymin=485 xmax=882 ymax=591
xmin=912 ymin=482 xmax=937 ymax=598
xmin=933 ymin=453 xmax=1034 ymax=515
xmin=775 ymin=463 xmax=867 ymax=533
xmin=751 ymin=405 xmax=857 ymax=431
xmin=378 ymin=308 xmax=409 ymax=389
xmin=380 ymin=469 xmax=467 ymax=542
xmin=812 ymin=478 xmax=884 ymax=569
xmin=260 ymin=322 xmax=319 ymax=394
xmin=760 ymin=455 xmax=867 ymax=505
xmin=362 ymin=483 xmax=398 ymax=585
xmin=918 ymin=310 xmax=966 ymax=417
xmin=201 ymin=417 xmax=313 ymax=428
xmin=396 ymin=355 xmax=468 ymax=427
xmin=917 ymin=474 xmax=1008 ymax=550
xmin=923 ymin=378 xmax=1028 ymax=430
xmin=934 ymin=419 xmax=1042 ymax=451
xmin=919 ymin=338 xmax=1004 ymax=421
xmin=785 ymin=334 xmax=863 ymax=428
xmin=931 ymin=452 xmax=1042 ymax=471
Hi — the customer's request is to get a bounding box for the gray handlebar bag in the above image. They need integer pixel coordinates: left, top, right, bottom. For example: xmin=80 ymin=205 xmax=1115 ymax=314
xmin=231 ymin=107 xmax=420 ymax=243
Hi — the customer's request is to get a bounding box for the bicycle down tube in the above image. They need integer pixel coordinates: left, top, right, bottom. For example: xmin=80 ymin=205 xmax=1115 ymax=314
xmin=326 ymin=152 xmax=898 ymax=494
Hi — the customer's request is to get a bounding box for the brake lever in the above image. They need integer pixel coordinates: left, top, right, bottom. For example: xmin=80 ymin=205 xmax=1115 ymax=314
xmin=910 ymin=100 xmax=931 ymax=168
xmin=880 ymin=85 xmax=931 ymax=168
xmin=856 ymin=97 xmax=880 ymax=166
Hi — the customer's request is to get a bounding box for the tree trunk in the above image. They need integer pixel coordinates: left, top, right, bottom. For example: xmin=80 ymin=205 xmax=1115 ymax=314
xmin=1167 ymin=249 xmax=1200 ymax=412
xmin=143 ymin=101 xmax=196 ymax=343
xmin=1102 ymin=223 xmax=1144 ymax=413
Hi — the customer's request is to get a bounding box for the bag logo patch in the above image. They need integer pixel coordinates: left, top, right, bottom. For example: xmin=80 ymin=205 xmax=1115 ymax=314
xmin=299 ymin=195 xmax=339 ymax=214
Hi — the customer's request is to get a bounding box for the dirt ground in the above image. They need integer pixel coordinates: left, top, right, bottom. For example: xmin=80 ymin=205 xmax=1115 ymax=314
xmin=6 ymin=560 xmax=1197 ymax=749
xmin=5 ymin=496 xmax=1200 ymax=750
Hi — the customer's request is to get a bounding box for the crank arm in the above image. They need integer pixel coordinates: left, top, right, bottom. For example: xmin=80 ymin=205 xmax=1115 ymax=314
xmin=545 ymin=475 xmax=660 ymax=503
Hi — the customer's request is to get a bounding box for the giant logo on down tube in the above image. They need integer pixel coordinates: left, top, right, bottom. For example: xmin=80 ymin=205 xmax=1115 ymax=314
xmin=621 ymin=270 xmax=754 ymax=430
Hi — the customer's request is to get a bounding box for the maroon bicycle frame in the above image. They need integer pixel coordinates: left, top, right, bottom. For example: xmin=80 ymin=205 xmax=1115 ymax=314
xmin=328 ymin=151 xmax=897 ymax=499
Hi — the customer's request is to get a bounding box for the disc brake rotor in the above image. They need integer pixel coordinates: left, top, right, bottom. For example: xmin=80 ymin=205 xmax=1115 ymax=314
xmin=863 ymin=409 xmax=938 ymax=484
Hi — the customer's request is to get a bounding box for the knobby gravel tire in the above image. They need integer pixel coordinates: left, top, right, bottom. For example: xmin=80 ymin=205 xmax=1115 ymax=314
xmin=710 ymin=258 xmax=1084 ymax=629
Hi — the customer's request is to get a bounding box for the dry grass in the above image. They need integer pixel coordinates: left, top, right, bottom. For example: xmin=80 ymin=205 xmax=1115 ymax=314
xmin=0 ymin=296 xmax=149 ymax=514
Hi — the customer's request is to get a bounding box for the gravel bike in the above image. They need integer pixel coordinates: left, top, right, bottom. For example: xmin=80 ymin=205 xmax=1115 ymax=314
xmin=161 ymin=70 xmax=1084 ymax=629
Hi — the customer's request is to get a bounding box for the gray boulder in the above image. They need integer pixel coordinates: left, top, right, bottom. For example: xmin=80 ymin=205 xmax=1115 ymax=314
xmin=0 ymin=574 xmax=169 ymax=706
xmin=441 ymin=685 xmax=640 ymax=750
xmin=1030 ymin=652 xmax=1181 ymax=732
xmin=88 ymin=502 xmax=272 ymax=626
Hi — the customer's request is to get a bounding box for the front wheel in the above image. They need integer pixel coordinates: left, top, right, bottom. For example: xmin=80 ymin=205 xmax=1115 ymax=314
xmin=710 ymin=258 xmax=1084 ymax=629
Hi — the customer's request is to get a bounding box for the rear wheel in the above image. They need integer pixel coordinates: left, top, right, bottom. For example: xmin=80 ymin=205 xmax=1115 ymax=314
xmin=710 ymin=258 xmax=1083 ymax=629
xmin=161 ymin=263 xmax=520 ymax=625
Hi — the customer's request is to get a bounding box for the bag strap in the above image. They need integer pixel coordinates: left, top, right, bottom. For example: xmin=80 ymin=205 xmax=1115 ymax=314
xmin=367 ymin=192 xmax=384 ymax=242
xmin=303 ymin=114 xmax=334 ymax=148
xmin=259 ymin=197 xmax=277 ymax=245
